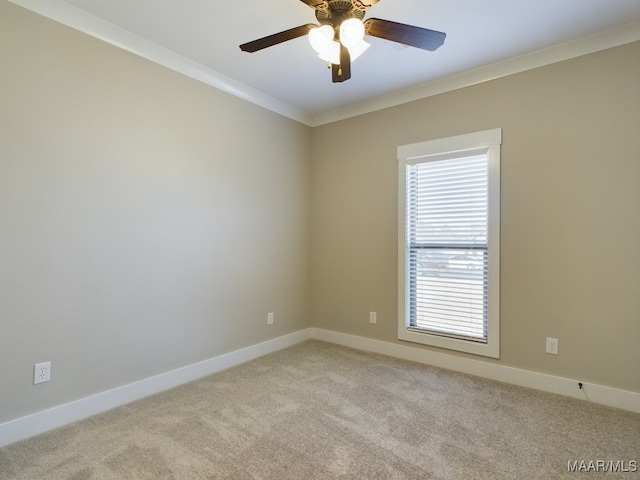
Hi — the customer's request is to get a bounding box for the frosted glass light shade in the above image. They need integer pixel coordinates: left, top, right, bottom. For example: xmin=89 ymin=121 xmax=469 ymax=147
xmin=318 ymin=40 xmax=341 ymax=65
xmin=348 ymin=40 xmax=370 ymax=61
xmin=308 ymin=25 xmax=335 ymax=54
xmin=339 ymin=18 xmax=365 ymax=49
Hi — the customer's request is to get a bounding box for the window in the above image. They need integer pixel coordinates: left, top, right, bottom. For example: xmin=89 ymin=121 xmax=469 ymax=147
xmin=398 ymin=129 xmax=501 ymax=358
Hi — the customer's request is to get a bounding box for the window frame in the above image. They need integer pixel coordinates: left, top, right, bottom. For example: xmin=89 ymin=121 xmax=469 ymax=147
xmin=397 ymin=129 xmax=501 ymax=358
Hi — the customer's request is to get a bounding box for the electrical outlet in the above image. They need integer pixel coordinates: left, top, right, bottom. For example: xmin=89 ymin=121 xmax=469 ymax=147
xmin=369 ymin=312 xmax=377 ymax=324
xmin=34 ymin=361 xmax=51 ymax=384
xmin=546 ymin=337 xmax=559 ymax=355
xmin=267 ymin=312 xmax=274 ymax=325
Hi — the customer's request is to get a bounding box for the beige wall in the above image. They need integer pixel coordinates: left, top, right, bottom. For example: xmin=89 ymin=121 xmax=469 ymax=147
xmin=0 ymin=1 xmax=311 ymax=422
xmin=310 ymin=41 xmax=640 ymax=392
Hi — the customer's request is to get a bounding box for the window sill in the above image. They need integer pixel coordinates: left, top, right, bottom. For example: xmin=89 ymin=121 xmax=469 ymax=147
xmin=398 ymin=326 xmax=500 ymax=359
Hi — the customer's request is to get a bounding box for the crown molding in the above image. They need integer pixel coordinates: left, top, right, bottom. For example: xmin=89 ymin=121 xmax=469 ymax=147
xmin=8 ymin=1 xmax=640 ymax=127
xmin=7 ymin=0 xmax=314 ymax=126
xmin=310 ymin=20 xmax=640 ymax=126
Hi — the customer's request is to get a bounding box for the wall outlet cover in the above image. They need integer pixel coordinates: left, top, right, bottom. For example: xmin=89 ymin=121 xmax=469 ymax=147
xmin=546 ymin=338 xmax=559 ymax=355
xmin=34 ymin=361 xmax=51 ymax=384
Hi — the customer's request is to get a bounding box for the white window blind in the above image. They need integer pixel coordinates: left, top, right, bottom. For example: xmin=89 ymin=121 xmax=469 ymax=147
xmin=406 ymin=153 xmax=489 ymax=342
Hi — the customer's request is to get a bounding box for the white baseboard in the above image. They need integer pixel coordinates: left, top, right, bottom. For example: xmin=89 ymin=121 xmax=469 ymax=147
xmin=0 ymin=329 xmax=312 ymax=448
xmin=310 ymin=328 xmax=640 ymax=414
xmin=3 ymin=327 xmax=637 ymax=448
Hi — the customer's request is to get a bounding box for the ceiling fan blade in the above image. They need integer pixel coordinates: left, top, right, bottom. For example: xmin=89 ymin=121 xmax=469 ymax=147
xmin=354 ymin=0 xmax=380 ymax=7
xmin=240 ymin=24 xmax=316 ymax=53
xmin=332 ymin=43 xmax=351 ymax=83
xmin=364 ymin=18 xmax=446 ymax=51
xmin=299 ymin=0 xmax=326 ymax=8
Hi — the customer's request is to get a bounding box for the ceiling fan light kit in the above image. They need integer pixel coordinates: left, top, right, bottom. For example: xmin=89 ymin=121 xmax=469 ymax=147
xmin=239 ymin=0 xmax=446 ymax=83
xmin=309 ymin=19 xmax=370 ymax=65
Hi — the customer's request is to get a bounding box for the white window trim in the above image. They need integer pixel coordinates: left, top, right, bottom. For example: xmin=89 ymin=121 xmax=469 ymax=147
xmin=398 ymin=129 xmax=501 ymax=358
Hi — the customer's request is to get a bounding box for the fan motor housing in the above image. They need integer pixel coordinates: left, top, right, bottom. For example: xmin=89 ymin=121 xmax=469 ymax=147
xmin=315 ymin=0 xmax=366 ymax=27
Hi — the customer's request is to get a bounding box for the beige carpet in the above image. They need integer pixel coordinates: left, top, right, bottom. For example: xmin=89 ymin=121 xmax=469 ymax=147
xmin=1 ymin=340 xmax=638 ymax=479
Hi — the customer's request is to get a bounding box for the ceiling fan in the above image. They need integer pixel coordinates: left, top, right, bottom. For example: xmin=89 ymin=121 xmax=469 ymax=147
xmin=239 ymin=0 xmax=446 ymax=83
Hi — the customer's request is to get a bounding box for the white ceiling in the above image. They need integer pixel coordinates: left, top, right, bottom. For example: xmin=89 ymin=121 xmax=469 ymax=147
xmin=9 ymin=0 xmax=640 ymax=125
